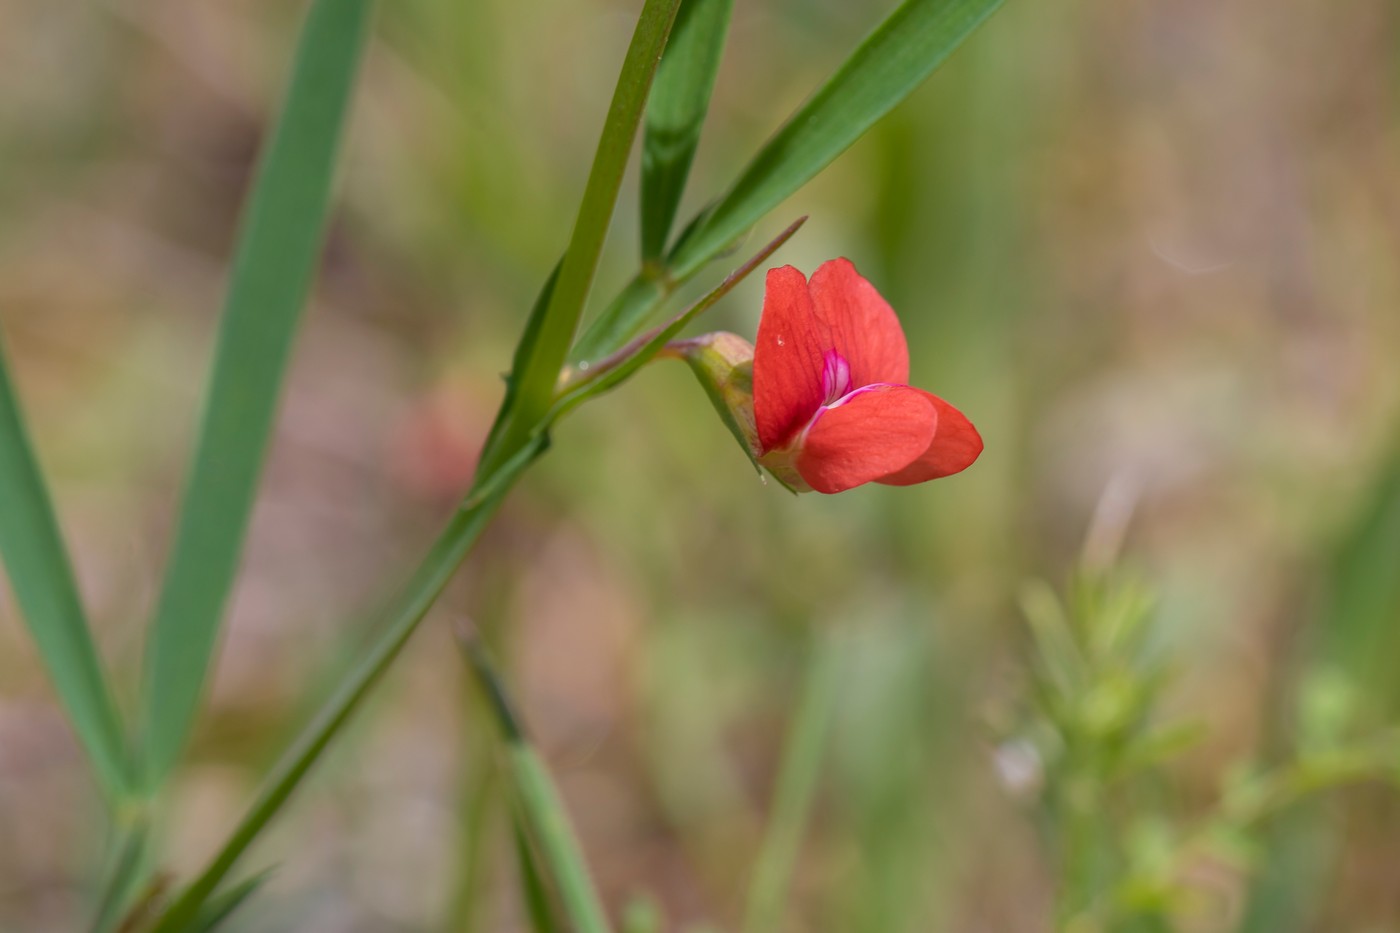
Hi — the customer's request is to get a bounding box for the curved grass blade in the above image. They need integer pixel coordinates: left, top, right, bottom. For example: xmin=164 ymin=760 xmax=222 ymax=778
xmin=495 ymin=0 xmax=682 ymax=459
xmin=140 ymin=0 xmax=375 ymax=787
xmin=147 ymin=438 xmax=543 ymax=933
xmin=0 ymin=333 xmax=130 ymax=799
xmin=669 ymin=0 xmax=1002 ymax=279
xmin=460 ymin=629 xmax=614 ymax=933
xmin=640 ymin=0 xmax=734 ymax=262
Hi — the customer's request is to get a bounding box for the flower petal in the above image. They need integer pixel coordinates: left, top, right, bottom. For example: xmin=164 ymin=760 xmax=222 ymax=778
xmin=794 ymin=385 xmax=936 ymax=494
xmin=754 ymin=265 xmax=828 ymax=452
xmin=876 ymin=391 xmax=983 ymax=485
xmin=808 ymin=258 xmax=909 ymax=388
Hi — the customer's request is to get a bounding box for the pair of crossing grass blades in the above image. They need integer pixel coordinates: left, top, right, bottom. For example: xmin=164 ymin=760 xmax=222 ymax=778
xmin=0 ymin=0 xmax=1004 ymax=928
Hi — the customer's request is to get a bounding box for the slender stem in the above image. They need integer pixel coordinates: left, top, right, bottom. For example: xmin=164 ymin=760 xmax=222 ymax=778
xmin=502 ymin=0 xmax=681 ymax=450
xmin=148 ymin=438 xmax=542 ymax=932
xmin=742 ymin=633 xmax=841 ymax=933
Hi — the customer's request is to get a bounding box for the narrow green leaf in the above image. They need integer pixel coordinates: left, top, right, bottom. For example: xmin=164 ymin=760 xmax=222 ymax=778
xmin=509 ymin=742 xmax=612 ymax=933
xmin=742 ymin=633 xmax=841 ymax=933
xmin=640 ymin=0 xmax=734 ymax=261
xmin=146 ymin=444 xmax=538 ymax=932
xmin=670 ymin=0 xmax=1002 ymax=279
xmin=461 ymin=633 xmax=614 ymax=933
xmin=514 ymin=817 xmax=561 ymax=933
xmin=574 ymin=0 xmax=1003 ymax=359
xmin=496 ymin=0 xmax=682 ymax=457
xmin=0 ymin=332 xmax=129 ymax=798
xmin=140 ymin=0 xmax=374 ymax=786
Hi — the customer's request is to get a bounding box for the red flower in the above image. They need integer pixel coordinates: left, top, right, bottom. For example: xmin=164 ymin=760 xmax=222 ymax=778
xmin=752 ymin=259 xmax=982 ymax=494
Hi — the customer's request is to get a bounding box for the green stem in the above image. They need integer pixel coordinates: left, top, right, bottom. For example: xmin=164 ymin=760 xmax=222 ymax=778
xmin=501 ymin=0 xmax=681 ymax=451
xmin=149 ymin=438 xmax=545 ymax=932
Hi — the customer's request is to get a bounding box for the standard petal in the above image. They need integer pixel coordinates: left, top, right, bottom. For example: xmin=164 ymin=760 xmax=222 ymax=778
xmin=876 ymin=391 xmax=983 ymax=485
xmin=754 ymin=265 xmax=828 ymax=452
xmin=794 ymin=385 xmax=936 ymax=494
xmin=808 ymin=258 xmax=909 ymax=388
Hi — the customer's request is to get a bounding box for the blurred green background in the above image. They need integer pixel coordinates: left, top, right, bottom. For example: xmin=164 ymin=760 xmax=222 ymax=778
xmin=2 ymin=0 xmax=1399 ymax=930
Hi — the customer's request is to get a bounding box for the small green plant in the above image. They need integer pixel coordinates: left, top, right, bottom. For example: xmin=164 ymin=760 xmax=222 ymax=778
xmin=1007 ymin=540 xmax=1400 ymax=932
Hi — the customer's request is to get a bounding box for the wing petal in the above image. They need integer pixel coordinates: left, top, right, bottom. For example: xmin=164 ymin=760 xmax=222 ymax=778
xmin=795 ymin=385 xmax=936 ymax=494
xmin=876 ymin=391 xmax=983 ymax=485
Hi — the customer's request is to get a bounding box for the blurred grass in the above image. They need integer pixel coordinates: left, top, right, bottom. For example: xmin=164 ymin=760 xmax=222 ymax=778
xmin=0 ymin=0 xmax=1399 ymax=930
xmin=139 ymin=0 xmax=374 ymax=787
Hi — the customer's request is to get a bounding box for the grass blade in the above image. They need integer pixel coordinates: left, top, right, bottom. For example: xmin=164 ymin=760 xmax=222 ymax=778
xmin=140 ymin=0 xmax=374 ymax=786
xmin=461 ymin=630 xmax=614 ymax=933
xmin=0 ymin=332 xmax=129 ymax=798
xmin=495 ymin=0 xmax=681 ymax=455
xmin=146 ymin=443 xmax=537 ymax=931
xmin=741 ymin=633 xmax=841 ymax=933
xmin=640 ymin=0 xmax=734 ymax=261
xmin=575 ymin=0 xmax=1003 ymax=362
xmin=669 ymin=0 xmax=1002 ymax=279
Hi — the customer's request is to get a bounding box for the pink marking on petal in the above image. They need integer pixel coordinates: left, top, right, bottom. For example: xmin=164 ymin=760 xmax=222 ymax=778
xmin=821 ymin=350 xmax=853 ymax=404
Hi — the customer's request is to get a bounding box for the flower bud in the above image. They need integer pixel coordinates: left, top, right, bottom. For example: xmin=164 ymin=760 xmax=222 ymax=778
xmin=664 ymin=333 xmax=809 ymax=492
